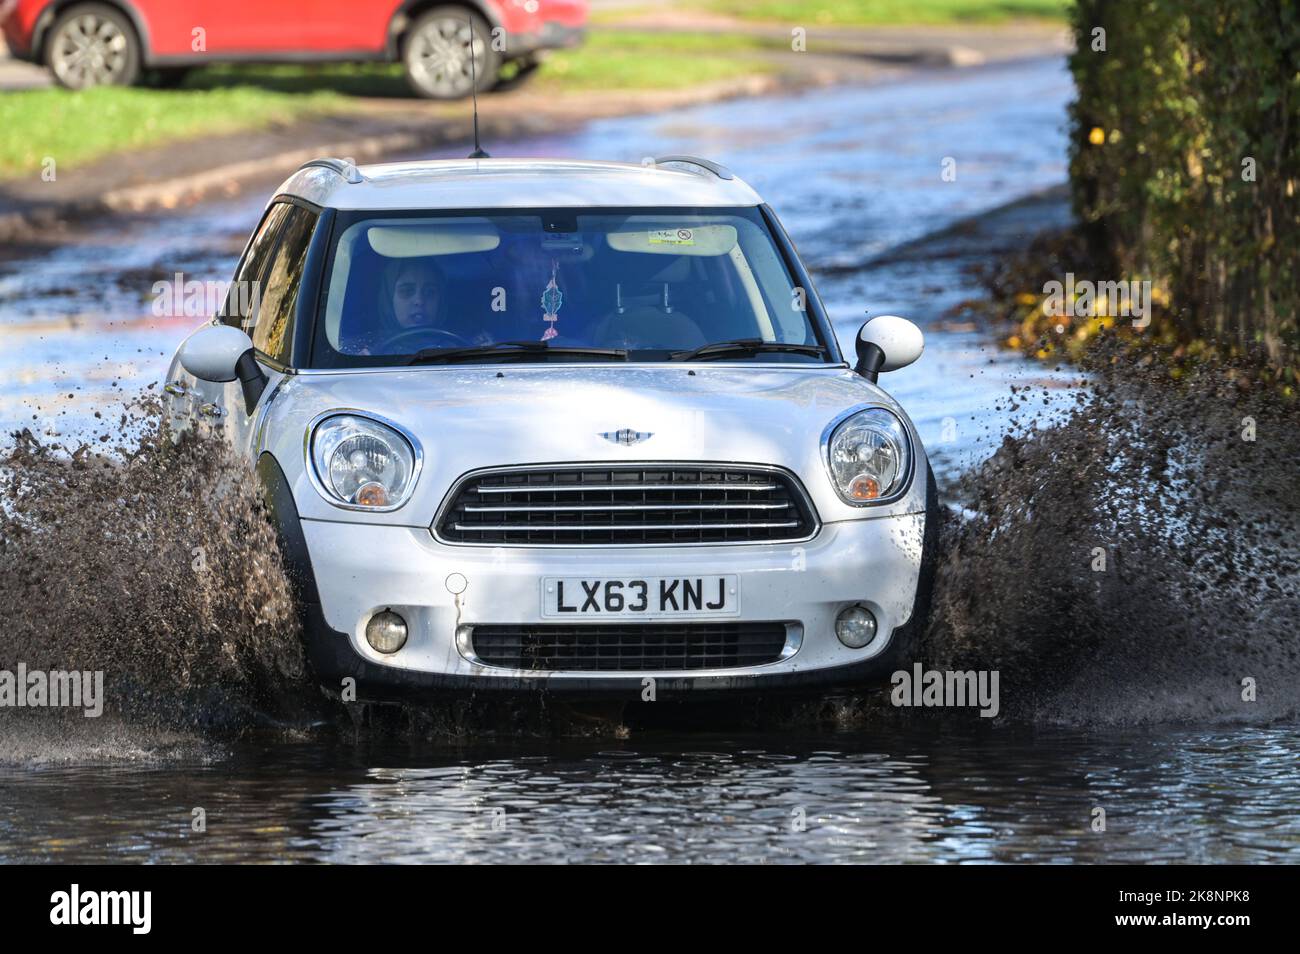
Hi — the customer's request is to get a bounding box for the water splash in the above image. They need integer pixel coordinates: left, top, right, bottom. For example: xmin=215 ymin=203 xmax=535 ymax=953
xmin=0 ymin=398 xmax=311 ymax=760
xmin=2 ymin=349 xmax=1296 ymax=758
xmin=922 ymin=344 xmax=1300 ymax=725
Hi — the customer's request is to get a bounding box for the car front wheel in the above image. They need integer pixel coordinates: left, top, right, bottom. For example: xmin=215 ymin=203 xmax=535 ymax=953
xmin=402 ymin=6 xmax=500 ymax=100
xmin=46 ymin=2 xmax=142 ymax=90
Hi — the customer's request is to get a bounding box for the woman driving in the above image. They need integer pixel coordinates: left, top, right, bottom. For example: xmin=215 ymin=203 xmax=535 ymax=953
xmin=352 ymin=258 xmax=465 ymax=354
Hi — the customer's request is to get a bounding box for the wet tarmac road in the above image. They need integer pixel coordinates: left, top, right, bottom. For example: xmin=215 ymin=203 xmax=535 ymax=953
xmin=5 ymin=724 xmax=1300 ymax=863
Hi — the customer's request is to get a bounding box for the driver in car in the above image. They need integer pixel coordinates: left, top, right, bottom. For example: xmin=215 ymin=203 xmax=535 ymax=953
xmin=354 ymin=258 xmax=483 ymax=354
xmin=389 ymin=259 xmax=441 ymax=335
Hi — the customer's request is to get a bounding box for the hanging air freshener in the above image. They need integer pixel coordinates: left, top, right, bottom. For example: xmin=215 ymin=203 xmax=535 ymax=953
xmin=540 ymin=259 xmax=562 ymax=341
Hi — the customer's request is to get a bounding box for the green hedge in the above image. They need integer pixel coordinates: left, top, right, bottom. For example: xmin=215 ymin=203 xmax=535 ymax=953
xmin=1069 ymin=0 xmax=1300 ymax=366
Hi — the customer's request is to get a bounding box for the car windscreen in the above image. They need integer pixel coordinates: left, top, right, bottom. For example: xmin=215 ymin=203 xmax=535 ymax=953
xmin=309 ymin=207 xmax=832 ymax=367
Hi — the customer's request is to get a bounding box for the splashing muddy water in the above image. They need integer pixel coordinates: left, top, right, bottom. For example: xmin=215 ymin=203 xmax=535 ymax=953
xmin=0 ymin=399 xmax=310 ymax=760
xmin=2 ymin=344 xmax=1296 ymax=758
xmin=924 ymin=346 xmax=1300 ymax=725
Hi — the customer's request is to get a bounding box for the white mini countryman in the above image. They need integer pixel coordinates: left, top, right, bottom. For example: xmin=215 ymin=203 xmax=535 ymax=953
xmin=168 ymin=155 xmax=937 ymax=701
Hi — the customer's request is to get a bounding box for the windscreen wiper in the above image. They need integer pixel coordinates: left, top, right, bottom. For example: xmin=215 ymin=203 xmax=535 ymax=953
xmin=669 ymin=338 xmax=829 ymax=362
xmin=409 ymin=341 xmax=629 ymax=365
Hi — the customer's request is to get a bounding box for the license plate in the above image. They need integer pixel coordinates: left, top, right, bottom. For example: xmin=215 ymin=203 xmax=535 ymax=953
xmin=541 ymin=575 xmax=739 ymax=619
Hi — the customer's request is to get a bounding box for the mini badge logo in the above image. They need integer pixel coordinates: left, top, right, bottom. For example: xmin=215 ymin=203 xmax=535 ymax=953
xmin=600 ymin=428 xmax=653 ymax=446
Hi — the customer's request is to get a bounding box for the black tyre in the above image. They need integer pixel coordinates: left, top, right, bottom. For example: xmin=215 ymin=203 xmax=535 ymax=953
xmin=402 ymin=5 xmax=500 ymax=100
xmin=45 ymin=2 xmax=142 ymax=90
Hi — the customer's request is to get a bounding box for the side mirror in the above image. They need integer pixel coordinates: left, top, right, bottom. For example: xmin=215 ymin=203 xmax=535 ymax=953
xmin=177 ymin=323 xmax=267 ymax=412
xmin=855 ymin=315 xmax=924 ymax=382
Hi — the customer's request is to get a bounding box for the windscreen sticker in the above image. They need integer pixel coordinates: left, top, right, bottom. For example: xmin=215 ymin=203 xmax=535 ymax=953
xmin=542 ymin=232 xmax=582 ymax=248
xmin=649 ymin=228 xmax=695 ymax=246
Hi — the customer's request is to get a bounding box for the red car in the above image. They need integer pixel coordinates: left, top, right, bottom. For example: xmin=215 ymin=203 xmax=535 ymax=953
xmin=0 ymin=0 xmax=586 ymax=98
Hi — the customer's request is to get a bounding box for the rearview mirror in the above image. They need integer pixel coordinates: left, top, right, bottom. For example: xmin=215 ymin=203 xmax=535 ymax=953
xmin=177 ymin=323 xmax=266 ymax=412
xmin=855 ymin=315 xmax=924 ymax=382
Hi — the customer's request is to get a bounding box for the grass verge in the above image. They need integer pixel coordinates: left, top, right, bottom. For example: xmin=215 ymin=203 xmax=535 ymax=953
xmin=704 ymin=0 xmax=1070 ymax=26
xmin=535 ymin=30 xmax=779 ymax=91
xmin=0 ymin=84 xmax=344 ymax=180
xmin=0 ymin=31 xmax=781 ymax=179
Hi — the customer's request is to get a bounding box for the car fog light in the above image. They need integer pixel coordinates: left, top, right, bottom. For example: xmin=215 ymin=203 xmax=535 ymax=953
xmin=366 ymin=610 xmax=408 ymax=654
xmin=835 ymin=605 xmax=878 ymax=649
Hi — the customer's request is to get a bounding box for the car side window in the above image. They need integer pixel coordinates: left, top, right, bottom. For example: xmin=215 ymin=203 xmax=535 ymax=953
xmin=220 ymin=202 xmax=291 ymax=329
xmin=250 ymin=204 xmax=318 ymax=365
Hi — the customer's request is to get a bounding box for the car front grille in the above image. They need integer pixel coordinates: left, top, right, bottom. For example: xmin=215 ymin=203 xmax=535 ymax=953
xmin=435 ymin=464 xmax=818 ymax=545
xmin=468 ymin=622 xmax=792 ymax=671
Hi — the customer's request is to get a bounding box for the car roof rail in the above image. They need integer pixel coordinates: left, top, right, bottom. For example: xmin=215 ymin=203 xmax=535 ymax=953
xmin=653 ymin=155 xmax=735 ymax=181
xmin=299 ymin=157 xmax=364 ymax=184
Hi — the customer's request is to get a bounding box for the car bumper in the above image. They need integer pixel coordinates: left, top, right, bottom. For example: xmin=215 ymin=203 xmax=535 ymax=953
xmin=299 ymin=514 xmax=924 ymax=700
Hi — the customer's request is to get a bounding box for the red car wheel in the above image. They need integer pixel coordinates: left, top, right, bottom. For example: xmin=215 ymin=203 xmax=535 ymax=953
xmin=45 ymin=2 xmax=142 ymax=89
xmin=402 ymin=5 xmax=501 ymax=100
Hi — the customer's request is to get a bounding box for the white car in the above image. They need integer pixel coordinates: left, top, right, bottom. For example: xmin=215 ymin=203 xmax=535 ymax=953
xmin=167 ymin=155 xmax=937 ymax=701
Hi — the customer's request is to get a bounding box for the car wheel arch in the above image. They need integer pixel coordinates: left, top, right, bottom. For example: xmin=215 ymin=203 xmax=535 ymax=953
xmin=386 ymin=0 xmax=503 ymax=61
xmin=256 ymin=452 xmax=321 ymax=608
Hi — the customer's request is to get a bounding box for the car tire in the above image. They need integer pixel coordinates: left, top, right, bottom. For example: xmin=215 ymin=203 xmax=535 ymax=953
xmin=45 ymin=2 xmax=143 ymax=90
xmin=402 ymin=5 xmax=501 ymax=100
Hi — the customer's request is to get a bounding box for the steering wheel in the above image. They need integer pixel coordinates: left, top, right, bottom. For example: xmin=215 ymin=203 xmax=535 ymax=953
xmin=379 ymin=327 xmax=472 ymax=352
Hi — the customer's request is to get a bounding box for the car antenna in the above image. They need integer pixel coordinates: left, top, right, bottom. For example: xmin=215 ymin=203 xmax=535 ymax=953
xmin=466 ymin=17 xmax=490 ymax=159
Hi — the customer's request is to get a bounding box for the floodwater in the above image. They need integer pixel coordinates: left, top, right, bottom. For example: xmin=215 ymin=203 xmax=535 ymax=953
xmin=3 ymin=57 xmax=1298 ymax=864
xmin=6 ymin=725 xmax=1300 ymax=864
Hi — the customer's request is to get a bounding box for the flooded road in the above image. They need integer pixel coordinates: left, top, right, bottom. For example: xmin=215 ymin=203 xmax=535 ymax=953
xmin=6 ymin=724 xmax=1300 ymax=863
xmin=3 ymin=58 xmax=1298 ymax=864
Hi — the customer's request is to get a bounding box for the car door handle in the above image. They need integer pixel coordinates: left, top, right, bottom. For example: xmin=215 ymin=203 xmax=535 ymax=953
xmin=163 ymin=381 xmax=189 ymax=397
xmin=197 ymin=402 xmax=225 ymax=419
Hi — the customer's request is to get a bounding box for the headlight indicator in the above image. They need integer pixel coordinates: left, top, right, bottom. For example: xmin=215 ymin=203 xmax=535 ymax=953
xmin=827 ymin=407 xmax=911 ymax=504
xmin=310 ymin=413 xmax=420 ymax=510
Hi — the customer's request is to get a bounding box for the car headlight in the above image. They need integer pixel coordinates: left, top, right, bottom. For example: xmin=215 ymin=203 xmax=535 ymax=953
xmin=826 ymin=407 xmax=911 ymax=504
xmin=310 ymin=413 xmax=419 ymax=510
